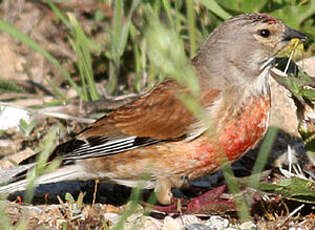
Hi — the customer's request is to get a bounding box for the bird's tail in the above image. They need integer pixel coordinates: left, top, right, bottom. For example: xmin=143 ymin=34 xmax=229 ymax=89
xmin=0 ymin=164 xmax=86 ymax=195
xmin=0 ymin=163 xmax=36 ymax=185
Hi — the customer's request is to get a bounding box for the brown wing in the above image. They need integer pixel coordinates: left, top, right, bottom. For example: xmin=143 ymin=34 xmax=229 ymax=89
xmin=81 ymin=80 xmax=220 ymax=140
xmin=81 ymin=80 xmax=196 ymax=140
xmin=21 ymin=80 xmax=220 ymax=163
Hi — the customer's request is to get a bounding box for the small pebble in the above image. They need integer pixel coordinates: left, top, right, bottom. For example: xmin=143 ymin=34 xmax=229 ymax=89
xmin=140 ymin=216 xmax=163 ymax=230
xmin=185 ymin=224 xmax=214 ymax=230
xmin=239 ymin=221 xmax=256 ymax=230
xmin=204 ymin=215 xmax=229 ymax=229
xmin=181 ymin=215 xmax=203 ymax=225
xmin=163 ymin=216 xmax=183 ymax=230
xmin=0 ymin=106 xmax=30 ymax=130
xmin=126 ymin=215 xmax=162 ymax=230
xmin=103 ymin=213 xmax=121 ymax=226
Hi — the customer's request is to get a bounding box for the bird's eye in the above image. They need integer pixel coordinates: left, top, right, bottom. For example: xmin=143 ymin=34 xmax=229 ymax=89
xmin=259 ymin=29 xmax=270 ymax=38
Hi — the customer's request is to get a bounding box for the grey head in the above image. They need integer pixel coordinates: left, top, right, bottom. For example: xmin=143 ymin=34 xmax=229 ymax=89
xmin=192 ymin=13 xmax=307 ymax=89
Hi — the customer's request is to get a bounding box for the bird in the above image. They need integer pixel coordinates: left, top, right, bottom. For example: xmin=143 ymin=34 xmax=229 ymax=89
xmin=0 ymin=13 xmax=307 ymax=210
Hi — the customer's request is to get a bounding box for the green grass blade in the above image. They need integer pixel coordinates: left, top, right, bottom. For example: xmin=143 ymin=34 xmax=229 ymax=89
xmin=114 ymin=0 xmax=123 ymax=48
xmin=46 ymin=0 xmax=72 ymax=29
xmin=0 ymin=200 xmax=13 ymax=229
xmin=199 ymin=0 xmax=231 ymax=20
xmin=0 ymin=78 xmax=25 ymax=93
xmin=162 ymin=0 xmax=175 ymax=27
xmin=73 ymin=41 xmax=89 ymax=101
xmin=186 ymin=0 xmax=197 ymax=58
xmin=250 ymin=127 xmax=279 ymax=188
xmin=144 ymin=6 xmax=200 ymax=96
xmin=117 ymin=0 xmax=141 ymax=57
xmin=25 ymin=126 xmax=61 ymax=203
xmin=68 ymin=13 xmax=99 ymax=101
xmin=108 ymin=0 xmax=140 ymax=94
xmin=222 ymin=165 xmax=251 ymax=222
xmin=107 ymin=0 xmax=123 ymax=94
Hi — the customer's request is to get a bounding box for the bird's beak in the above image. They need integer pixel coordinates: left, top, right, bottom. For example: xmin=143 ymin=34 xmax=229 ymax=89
xmin=282 ymin=26 xmax=307 ymax=43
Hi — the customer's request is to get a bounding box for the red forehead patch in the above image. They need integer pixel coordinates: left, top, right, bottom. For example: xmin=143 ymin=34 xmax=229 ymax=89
xmin=247 ymin=13 xmax=278 ymax=24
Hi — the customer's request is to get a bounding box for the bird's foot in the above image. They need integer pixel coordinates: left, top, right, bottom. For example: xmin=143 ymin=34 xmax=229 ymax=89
xmin=144 ymin=198 xmax=188 ymax=213
xmin=146 ymin=185 xmax=236 ymax=214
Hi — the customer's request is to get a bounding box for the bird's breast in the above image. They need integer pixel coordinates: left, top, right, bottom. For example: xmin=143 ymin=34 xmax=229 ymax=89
xmin=187 ymin=94 xmax=271 ymax=179
xmin=218 ymin=94 xmax=271 ymax=160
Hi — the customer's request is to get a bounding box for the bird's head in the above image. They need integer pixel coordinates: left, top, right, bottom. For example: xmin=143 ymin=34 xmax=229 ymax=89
xmin=193 ymin=13 xmax=307 ymax=88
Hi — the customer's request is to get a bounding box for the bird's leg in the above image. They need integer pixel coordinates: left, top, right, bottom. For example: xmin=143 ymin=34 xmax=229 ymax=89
xmin=145 ymin=197 xmax=189 ymax=213
xmin=153 ymin=178 xmax=173 ymax=205
xmin=143 ymin=178 xmax=188 ymax=213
